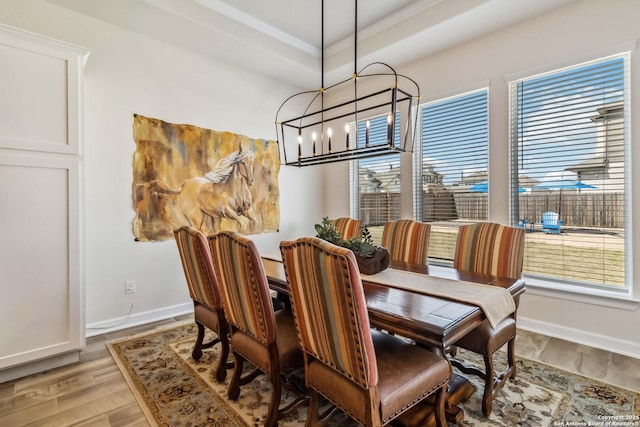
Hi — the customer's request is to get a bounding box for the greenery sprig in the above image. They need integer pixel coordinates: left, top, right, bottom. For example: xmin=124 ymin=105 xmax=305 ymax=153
xmin=314 ymin=217 xmax=378 ymax=258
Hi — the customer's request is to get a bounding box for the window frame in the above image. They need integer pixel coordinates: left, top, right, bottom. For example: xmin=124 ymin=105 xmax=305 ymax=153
xmin=413 ymin=88 xmax=490 ymax=265
xmin=507 ymin=51 xmax=633 ymax=300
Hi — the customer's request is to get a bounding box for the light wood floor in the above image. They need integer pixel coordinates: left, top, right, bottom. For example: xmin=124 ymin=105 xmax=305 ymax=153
xmin=2 ymin=315 xmax=639 ymax=427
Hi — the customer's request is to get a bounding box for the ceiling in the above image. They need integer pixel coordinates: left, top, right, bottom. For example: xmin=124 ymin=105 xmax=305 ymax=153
xmin=46 ymin=0 xmax=575 ymax=88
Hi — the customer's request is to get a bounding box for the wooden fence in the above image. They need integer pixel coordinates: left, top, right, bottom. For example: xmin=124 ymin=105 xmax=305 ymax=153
xmin=359 ymin=193 xmax=401 ymax=225
xmin=359 ymin=192 xmax=624 ymax=228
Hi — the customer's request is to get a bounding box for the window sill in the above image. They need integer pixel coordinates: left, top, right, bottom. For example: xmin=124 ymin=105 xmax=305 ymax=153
xmin=523 ymin=276 xmax=640 ymax=311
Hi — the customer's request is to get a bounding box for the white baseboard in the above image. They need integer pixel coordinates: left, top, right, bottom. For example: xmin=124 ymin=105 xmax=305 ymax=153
xmin=0 ymin=351 xmax=80 ymax=383
xmin=85 ymin=302 xmax=193 ymax=337
xmin=518 ymin=315 xmax=640 ymax=360
xmin=0 ymin=304 xmax=193 ymax=382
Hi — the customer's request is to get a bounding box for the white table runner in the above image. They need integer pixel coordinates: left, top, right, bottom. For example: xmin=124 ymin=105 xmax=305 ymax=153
xmin=361 ymin=268 xmax=516 ymax=329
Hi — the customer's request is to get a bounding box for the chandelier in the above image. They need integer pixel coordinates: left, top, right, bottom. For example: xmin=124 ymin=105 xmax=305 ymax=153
xmin=275 ymin=0 xmax=420 ymax=167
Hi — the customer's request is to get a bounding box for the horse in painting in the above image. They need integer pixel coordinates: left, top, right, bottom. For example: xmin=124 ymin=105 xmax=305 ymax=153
xmin=150 ymin=149 xmax=257 ymax=232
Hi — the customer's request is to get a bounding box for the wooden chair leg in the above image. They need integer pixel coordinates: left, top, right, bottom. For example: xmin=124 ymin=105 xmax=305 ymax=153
xmin=214 ymin=334 xmax=230 ymax=382
xmin=192 ymin=322 xmax=205 ymax=360
xmin=434 ymin=383 xmax=448 ymax=427
xmin=305 ymin=389 xmax=321 ymax=427
xmin=480 ymin=340 xmax=517 ymax=416
xmin=227 ymin=353 xmax=244 ymax=400
xmin=481 ymin=354 xmax=495 ymax=415
xmin=507 ymin=337 xmax=517 ymax=380
xmin=265 ymin=372 xmax=282 ymax=427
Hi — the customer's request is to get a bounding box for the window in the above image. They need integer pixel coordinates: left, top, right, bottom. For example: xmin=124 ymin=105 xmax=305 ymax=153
xmin=413 ymin=89 xmax=489 ymax=263
xmin=509 ymin=54 xmax=629 ymax=291
xmin=350 ymin=115 xmax=401 ymax=244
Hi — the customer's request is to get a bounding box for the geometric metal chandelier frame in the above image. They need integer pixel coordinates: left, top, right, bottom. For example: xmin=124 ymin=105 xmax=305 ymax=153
xmin=275 ymin=0 xmax=420 ymax=167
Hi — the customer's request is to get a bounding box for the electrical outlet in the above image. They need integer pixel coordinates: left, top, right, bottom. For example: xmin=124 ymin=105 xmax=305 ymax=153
xmin=125 ymin=280 xmax=136 ymax=294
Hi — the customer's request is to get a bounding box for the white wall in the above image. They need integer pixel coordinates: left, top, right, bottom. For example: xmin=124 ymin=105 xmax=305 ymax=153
xmin=324 ymin=0 xmax=640 ymax=357
xmin=0 ymin=0 xmax=323 ymax=331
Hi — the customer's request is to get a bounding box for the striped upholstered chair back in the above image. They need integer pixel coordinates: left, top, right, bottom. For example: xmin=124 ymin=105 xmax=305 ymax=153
xmin=174 ymin=226 xmax=222 ymax=312
xmin=208 ymin=231 xmax=276 ymax=346
xmin=280 ymin=237 xmax=377 ymax=389
xmin=174 ymin=226 xmax=230 ymax=381
xmin=330 ymin=217 xmax=362 ymax=240
xmin=453 ymin=222 xmax=525 ymax=280
xmin=381 ymin=219 xmax=431 ymax=264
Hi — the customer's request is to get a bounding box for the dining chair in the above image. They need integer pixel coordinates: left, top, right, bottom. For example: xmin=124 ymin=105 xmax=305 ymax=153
xmin=452 ymin=221 xmax=525 ymax=415
xmin=208 ymin=231 xmax=308 ymax=427
xmin=280 ymin=236 xmax=450 ymax=427
xmin=381 ymin=219 xmax=431 ymax=264
xmin=330 ymin=217 xmax=362 ymax=240
xmin=173 ymin=226 xmax=231 ymax=381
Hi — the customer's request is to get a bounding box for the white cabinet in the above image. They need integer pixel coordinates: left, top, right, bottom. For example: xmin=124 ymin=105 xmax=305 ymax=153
xmin=0 ymin=23 xmax=88 ymax=382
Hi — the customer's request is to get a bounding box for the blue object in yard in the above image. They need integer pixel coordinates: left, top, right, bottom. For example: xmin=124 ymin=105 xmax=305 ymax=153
xmin=469 ymin=181 xmax=526 ymax=193
xmin=519 ymin=219 xmax=535 ymax=232
xmin=534 ymin=180 xmax=597 ymax=190
xmin=541 ymin=212 xmax=563 ymax=234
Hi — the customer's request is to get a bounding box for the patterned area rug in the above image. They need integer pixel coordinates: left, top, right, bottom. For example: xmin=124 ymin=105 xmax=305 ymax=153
xmin=108 ymin=322 xmax=639 ymax=427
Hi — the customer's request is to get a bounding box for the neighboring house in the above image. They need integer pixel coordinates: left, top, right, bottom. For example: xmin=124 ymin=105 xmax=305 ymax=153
xmin=566 ymin=101 xmax=624 ymax=192
xmin=376 ymin=164 xmax=402 ymax=192
xmin=359 ymin=167 xmax=383 ymax=193
xmin=359 ymin=163 xmax=401 ymax=193
xmin=361 ymin=162 xmax=445 ymax=193
xmin=453 ymin=170 xmax=487 ymax=188
xmin=421 ymin=163 xmax=445 ymax=192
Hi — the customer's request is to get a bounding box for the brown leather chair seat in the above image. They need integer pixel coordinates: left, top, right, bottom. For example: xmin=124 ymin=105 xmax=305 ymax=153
xmin=228 ymin=309 xmax=302 ymax=373
xmin=455 ymin=318 xmax=516 ymax=356
xmin=305 ymin=331 xmax=450 ymax=424
xmin=280 ymin=236 xmax=450 ymax=426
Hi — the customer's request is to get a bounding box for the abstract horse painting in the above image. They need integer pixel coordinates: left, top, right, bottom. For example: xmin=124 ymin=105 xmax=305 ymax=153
xmin=149 ymin=149 xmax=257 ymax=232
xmin=132 ymin=115 xmax=280 ymax=241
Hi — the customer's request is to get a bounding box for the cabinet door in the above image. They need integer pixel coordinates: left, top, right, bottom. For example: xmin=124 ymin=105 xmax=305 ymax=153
xmin=0 ymin=154 xmax=82 ymax=369
xmin=0 ymin=23 xmax=88 ymax=376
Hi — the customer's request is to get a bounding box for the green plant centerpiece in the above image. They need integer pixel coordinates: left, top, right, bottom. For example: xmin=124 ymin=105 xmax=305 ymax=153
xmin=314 ymin=217 xmax=390 ymax=275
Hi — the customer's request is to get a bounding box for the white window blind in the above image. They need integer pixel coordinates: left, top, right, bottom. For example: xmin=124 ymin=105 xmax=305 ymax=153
xmin=415 ymin=89 xmax=488 ymax=263
xmin=350 ymin=115 xmax=401 ymax=243
xmin=509 ymin=54 xmax=628 ymax=290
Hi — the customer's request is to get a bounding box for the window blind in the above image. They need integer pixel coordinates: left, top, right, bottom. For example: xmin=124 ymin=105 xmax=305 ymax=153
xmin=350 ymin=114 xmax=401 ymax=243
xmin=415 ymin=90 xmax=488 ymax=263
xmin=509 ymin=55 xmax=628 ymax=289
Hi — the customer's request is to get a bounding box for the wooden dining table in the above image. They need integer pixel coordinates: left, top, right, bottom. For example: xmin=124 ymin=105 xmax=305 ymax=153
xmin=262 ymin=256 xmax=526 ymax=425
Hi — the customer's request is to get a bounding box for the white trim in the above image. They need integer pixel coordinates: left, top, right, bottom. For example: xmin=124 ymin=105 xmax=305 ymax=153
xmin=85 ymin=302 xmax=193 ymax=338
xmin=524 ymin=277 xmax=639 ymax=311
xmin=505 ymin=39 xmax=638 ymax=84
xmin=0 ymin=351 xmax=80 ymax=383
xmin=192 ymin=0 xmax=318 ymax=56
xmin=421 ymin=80 xmax=491 ymax=106
xmin=0 ymin=22 xmax=90 ymax=58
xmin=518 ymin=316 xmax=640 ymax=360
xmin=326 ymin=0 xmax=443 ymax=56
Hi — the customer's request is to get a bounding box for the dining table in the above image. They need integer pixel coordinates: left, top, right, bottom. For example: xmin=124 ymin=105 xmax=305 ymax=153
xmin=261 ymin=255 xmax=526 ymax=425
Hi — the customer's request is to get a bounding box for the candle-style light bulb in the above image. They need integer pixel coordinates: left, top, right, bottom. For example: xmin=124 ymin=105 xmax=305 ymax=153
xmin=297 ymin=132 xmax=302 ymax=159
xmin=312 ymin=131 xmax=317 ymax=156
xmin=387 ymin=114 xmax=393 ymax=147
xmin=327 ymin=128 xmax=333 ymax=153
xmin=345 ymin=123 xmax=350 ymax=150
xmin=365 ymin=120 xmax=370 ymax=147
